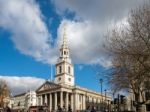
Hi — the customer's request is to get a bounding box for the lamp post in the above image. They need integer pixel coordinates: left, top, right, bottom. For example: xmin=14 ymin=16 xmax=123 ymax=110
xmin=99 ymin=79 xmax=103 ymax=111
xmin=104 ymin=89 xmax=107 ymax=101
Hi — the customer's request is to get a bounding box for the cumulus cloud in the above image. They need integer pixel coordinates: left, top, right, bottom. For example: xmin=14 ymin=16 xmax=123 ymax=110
xmin=57 ymin=20 xmax=112 ymax=66
xmin=0 ymin=0 xmax=57 ymax=64
xmin=52 ymin=0 xmax=144 ymax=22
xmin=0 ymin=0 xmax=146 ymax=68
xmin=56 ymin=17 xmax=129 ymax=67
xmin=53 ymin=0 xmax=145 ymax=67
xmin=0 ymin=76 xmax=45 ymax=95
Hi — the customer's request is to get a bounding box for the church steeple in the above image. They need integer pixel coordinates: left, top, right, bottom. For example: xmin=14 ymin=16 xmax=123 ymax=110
xmin=55 ymin=25 xmax=74 ymax=86
xmin=59 ymin=25 xmax=71 ymax=63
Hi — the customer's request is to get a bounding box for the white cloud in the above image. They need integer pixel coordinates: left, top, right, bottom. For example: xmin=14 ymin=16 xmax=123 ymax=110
xmin=0 ymin=0 xmax=146 ymax=68
xmin=0 ymin=76 xmax=45 ymax=95
xmin=53 ymin=0 xmax=145 ymax=67
xmin=0 ymin=0 xmax=57 ymax=64
xmin=57 ymin=18 xmax=129 ymax=67
xmin=52 ymin=0 xmax=144 ymax=22
xmin=57 ymin=20 xmax=110 ymax=65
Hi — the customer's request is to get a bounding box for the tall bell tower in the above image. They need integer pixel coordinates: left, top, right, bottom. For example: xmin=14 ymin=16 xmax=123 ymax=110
xmin=55 ymin=26 xmax=75 ymax=86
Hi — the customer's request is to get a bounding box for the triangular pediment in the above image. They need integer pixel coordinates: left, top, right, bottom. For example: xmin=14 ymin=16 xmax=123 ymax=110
xmin=36 ymin=81 xmax=60 ymax=93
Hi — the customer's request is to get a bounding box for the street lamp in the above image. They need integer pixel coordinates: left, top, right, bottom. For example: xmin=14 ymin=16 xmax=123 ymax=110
xmin=104 ymin=89 xmax=107 ymax=101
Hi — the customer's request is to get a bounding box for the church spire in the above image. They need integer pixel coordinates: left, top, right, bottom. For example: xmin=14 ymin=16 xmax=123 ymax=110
xmin=58 ymin=24 xmax=71 ymax=63
xmin=62 ymin=24 xmax=68 ymax=49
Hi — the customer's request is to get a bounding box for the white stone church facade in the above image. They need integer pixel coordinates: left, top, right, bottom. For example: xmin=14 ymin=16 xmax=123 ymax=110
xmin=36 ymin=30 xmax=112 ymax=111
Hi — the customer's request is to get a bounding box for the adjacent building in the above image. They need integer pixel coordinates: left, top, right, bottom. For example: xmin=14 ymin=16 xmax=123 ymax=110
xmin=11 ymin=91 xmax=36 ymax=111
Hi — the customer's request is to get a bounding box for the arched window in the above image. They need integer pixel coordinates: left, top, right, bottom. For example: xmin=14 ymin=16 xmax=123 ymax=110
xmin=64 ymin=51 xmax=66 ymax=55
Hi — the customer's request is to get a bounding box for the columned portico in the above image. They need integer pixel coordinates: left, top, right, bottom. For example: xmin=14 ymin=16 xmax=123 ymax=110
xmin=38 ymin=91 xmax=76 ymax=111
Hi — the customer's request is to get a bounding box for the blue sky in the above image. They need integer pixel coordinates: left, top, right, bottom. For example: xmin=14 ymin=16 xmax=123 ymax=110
xmin=0 ymin=0 xmax=144 ymax=95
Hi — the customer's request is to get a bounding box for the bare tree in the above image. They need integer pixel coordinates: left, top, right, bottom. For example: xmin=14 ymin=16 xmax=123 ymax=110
xmin=105 ymin=2 xmax=150 ymax=112
xmin=0 ymin=79 xmax=10 ymax=107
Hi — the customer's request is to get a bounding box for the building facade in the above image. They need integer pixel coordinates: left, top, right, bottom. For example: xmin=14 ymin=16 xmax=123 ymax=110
xmin=36 ymin=28 xmax=112 ymax=111
xmin=11 ymin=93 xmax=26 ymax=111
xmin=11 ymin=91 xmax=37 ymax=111
xmin=25 ymin=91 xmax=37 ymax=110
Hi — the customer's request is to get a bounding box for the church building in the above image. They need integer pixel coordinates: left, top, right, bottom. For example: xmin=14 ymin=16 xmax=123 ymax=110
xmin=36 ymin=28 xmax=112 ymax=111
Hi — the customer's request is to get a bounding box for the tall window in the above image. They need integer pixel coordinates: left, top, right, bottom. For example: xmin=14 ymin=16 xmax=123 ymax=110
xmin=64 ymin=51 xmax=66 ymax=55
xmin=68 ymin=66 xmax=71 ymax=74
xmin=59 ymin=66 xmax=62 ymax=73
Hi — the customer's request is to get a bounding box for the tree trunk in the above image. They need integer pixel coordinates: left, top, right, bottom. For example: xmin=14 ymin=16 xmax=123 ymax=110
xmin=136 ymin=105 xmax=144 ymax=112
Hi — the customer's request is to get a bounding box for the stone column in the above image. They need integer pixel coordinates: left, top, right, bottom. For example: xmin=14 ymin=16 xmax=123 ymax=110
xmin=49 ymin=93 xmax=52 ymax=111
xmin=66 ymin=92 xmax=69 ymax=110
xmin=81 ymin=95 xmax=83 ymax=110
xmin=76 ymin=94 xmax=79 ymax=110
xmin=45 ymin=94 xmax=47 ymax=105
xmin=71 ymin=93 xmax=74 ymax=111
xmin=83 ymin=95 xmax=86 ymax=110
xmin=74 ymin=93 xmax=78 ymax=111
xmin=60 ymin=91 xmax=63 ymax=108
xmin=55 ymin=92 xmax=57 ymax=110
